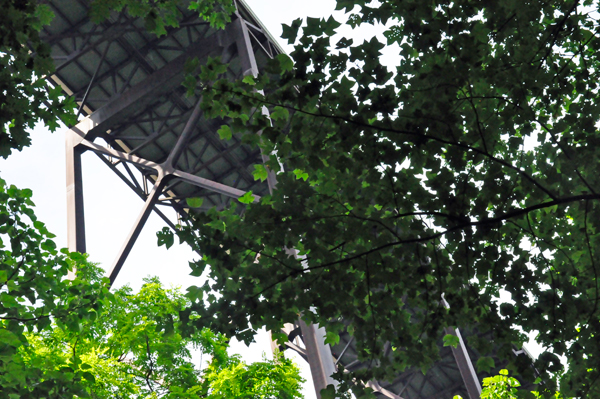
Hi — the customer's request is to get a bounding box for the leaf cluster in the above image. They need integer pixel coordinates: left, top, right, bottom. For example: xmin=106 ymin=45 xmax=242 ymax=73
xmin=0 ymin=1 xmax=77 ymax=158
xmin=19 ymin=274 xmax=305 ymax=399
xmin=0 ymin=178 xmax=109 ymax=397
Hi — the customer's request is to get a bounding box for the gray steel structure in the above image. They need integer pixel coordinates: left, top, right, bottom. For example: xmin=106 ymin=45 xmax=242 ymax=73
xmin=43 ymin=1 xmax=504 ymax=397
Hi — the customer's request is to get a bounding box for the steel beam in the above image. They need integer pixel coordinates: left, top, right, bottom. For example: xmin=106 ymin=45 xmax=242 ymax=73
xmin=107 ymin=178 xmax=166 ymax=285
xmin=299 ymin=320 xmax=339 ymax=399
xmin=80 ymin=138 xmax=255 ymax=202
xmin=67 ymin=34 xmax=223 ymax=142
xmin=91 ymin=151 xmax=177 ymax=232
xmin=366 ymin=380 xmax=404 ymax=399
xmin=445 ymin=326 xmax=482 ymax=399
xmin=66 ymin=130 xmax=86 ymax=258
xmin=79 ymin=139 xmax=160 ymax=172
xmin=231 ymin=16 xmax=259 ymax=77
xmin=170 ymin=169 xmax=258 ymax=201
xmin=165 ymin=99 xmax=203 ymax=168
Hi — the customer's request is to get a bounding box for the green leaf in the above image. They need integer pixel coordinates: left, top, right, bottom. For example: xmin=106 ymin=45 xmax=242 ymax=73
xmin=320 ymin=385 xmax=339 ymax=399
xmin=252 ymin=165 xmax=269 ymax=182
xmin=281 ymin=18 xmax=302 ymax=44
xmin=33 ymin=4 xmax=55 ymax=30
xmin=270 ymin=106 xmax=289 ymax=121
xmin=0 ymin=329 xmax=22 ymax=347
xmin=20 ymin=188 xmax=32 ymax=198
xmin=476 ymin=356 xmax=496 ymax=373
xmin=207 ymin=219 xmax=226 ymax=231
xmin=41 ymin=239 xmax=56 ymax=252
xmin=443 ymin=334 xmax=460 ymax=348
xmin=293 ymin=169 xmax=309 ymax=181
xmin=277 ymin=54 xmax=293 ymax=72
xmin=217 ymin=125 xmax=232 ymax=140
xmin=242 ymin=75 xmax=256 ymax=85
xmin=238 ymin=191 xmax=255 ymax=204
xmin=70 ymin=251 xmax=86 ymax=263
xmin=324 ymin=331 xmax=340 ymax=345
xmin=82 ymin=372 xmax=96 ymax=383
xmin=186 ymin=197 xmax=204 ymax=208
xmin=157 ymin=227 xmax=174 ymax=249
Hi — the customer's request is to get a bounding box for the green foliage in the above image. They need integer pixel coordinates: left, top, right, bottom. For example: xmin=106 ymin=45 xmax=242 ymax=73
xmin=477 ymin=356 xmax=497 ymax=374
xmin=7 ymin=0 xmax=600 ymax=397
xmin=164 ymin=0 xmax=600 ymax=397
xmin=480 ymin=369 xmax=522 ymax=399
xmin=217 ymin=125 xmax=232 ymax=140
xmin=0 ymin=0 xmax=77 ymax=158
xmin=0 ymin=176 xmax=303 ymax=398
xmin=253 ymin=164 xmax=270 ymax=182
xmin=238 ymin=191 xmax=256 ymax=204
xmin=0 ymin=1 xmax=307 ymax=398
xmin=0 ymin=177 xmax=109 ymax=397
xmin=186 ymin=197 xmax=205 ymax=209
xmin=19 ymin=273 xmax=305 ymax=398
xmin=206 ymin=352 xmax=304 ymax=399
xmin=442 ymin=334 xmax=460 ymax=349
xmin=454 ymin=370 xmax=565 ymax=399
xmin=90 ymin=0 xmax=235 ymax=35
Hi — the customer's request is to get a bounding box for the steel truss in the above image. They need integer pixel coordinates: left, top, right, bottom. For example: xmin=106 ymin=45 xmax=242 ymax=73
xmin=46 ymin=1 xmax=492 ymax=398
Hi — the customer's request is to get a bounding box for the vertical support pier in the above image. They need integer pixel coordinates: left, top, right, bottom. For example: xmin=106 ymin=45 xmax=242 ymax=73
xmin=299 ymin=320 xmax=339 ymax=398
xmin=445 ymin=327 xmax=482 ymax=398
xmin=66 ymin=130 xmax=86 ymax=256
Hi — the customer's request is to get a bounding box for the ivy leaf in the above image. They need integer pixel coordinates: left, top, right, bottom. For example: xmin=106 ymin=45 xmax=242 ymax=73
xmin=324 ymin=331 xmax=340 ymax=345
xmin=443 ymin=334 xmax=460 ymax=349
xmin=186 ymin=197 xmax=204 ymax=208
xmin=242 ymin=75 xmax=256 ymax=85
xmin=217 ymin=125 xmax=232 ymax=140
xmin=320 ymin=385 xmax=337 ymax=399
xmin=281 ymin=18 xmax=302 ymax=44
xmin=270 ymin=106 xmax=289 ymax=121
xmin=238 ymin=191 xmax=255 ymax=204
xmin=476 ymin=357 xmax=496 ymax=373
xmin=277 ymin=54 xmax=293 ymax=72
xmin=157 ymin=227 xmax=174 ymax=249
xmin=293 ymin=169 xmax=309 ymax=181
xmin=253 ymin=165 xmax=269 ymax=182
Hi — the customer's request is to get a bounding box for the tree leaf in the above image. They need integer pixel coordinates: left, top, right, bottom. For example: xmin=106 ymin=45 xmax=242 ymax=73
xmin=443 ymin=334 xmax=460 ymax=349
xmin=186 ymin=197 xmax=204 ymax=208
xmin=238 ymin=191 xmax=255 ymax=204
xmin=252 ymin=165 xmax=269 ymax=182
xmin=217 ymin=125 xmax=232 ymax=140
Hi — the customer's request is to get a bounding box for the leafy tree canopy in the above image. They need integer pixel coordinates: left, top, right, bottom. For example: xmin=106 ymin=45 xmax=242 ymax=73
xmin=20 ymin=271 xmax=305 ymax=398
xmin=0 ymin=177 xmax=108 ymax=397
xmin=454 ymin=369 xmax=564 ymax=399
xmin=151 ymin=0 xmax=600 ymax=397
xmin=0 ymin=182 xmax=304 ymax=398
xmin=0 ymin=1 xmax=77 ymax=157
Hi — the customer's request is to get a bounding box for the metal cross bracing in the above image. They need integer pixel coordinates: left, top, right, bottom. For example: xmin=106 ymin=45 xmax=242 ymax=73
xmin=47 ymin=0 xmax=277 ymax=277
xmin=43 ymin=1 xmax=515 ymax=398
